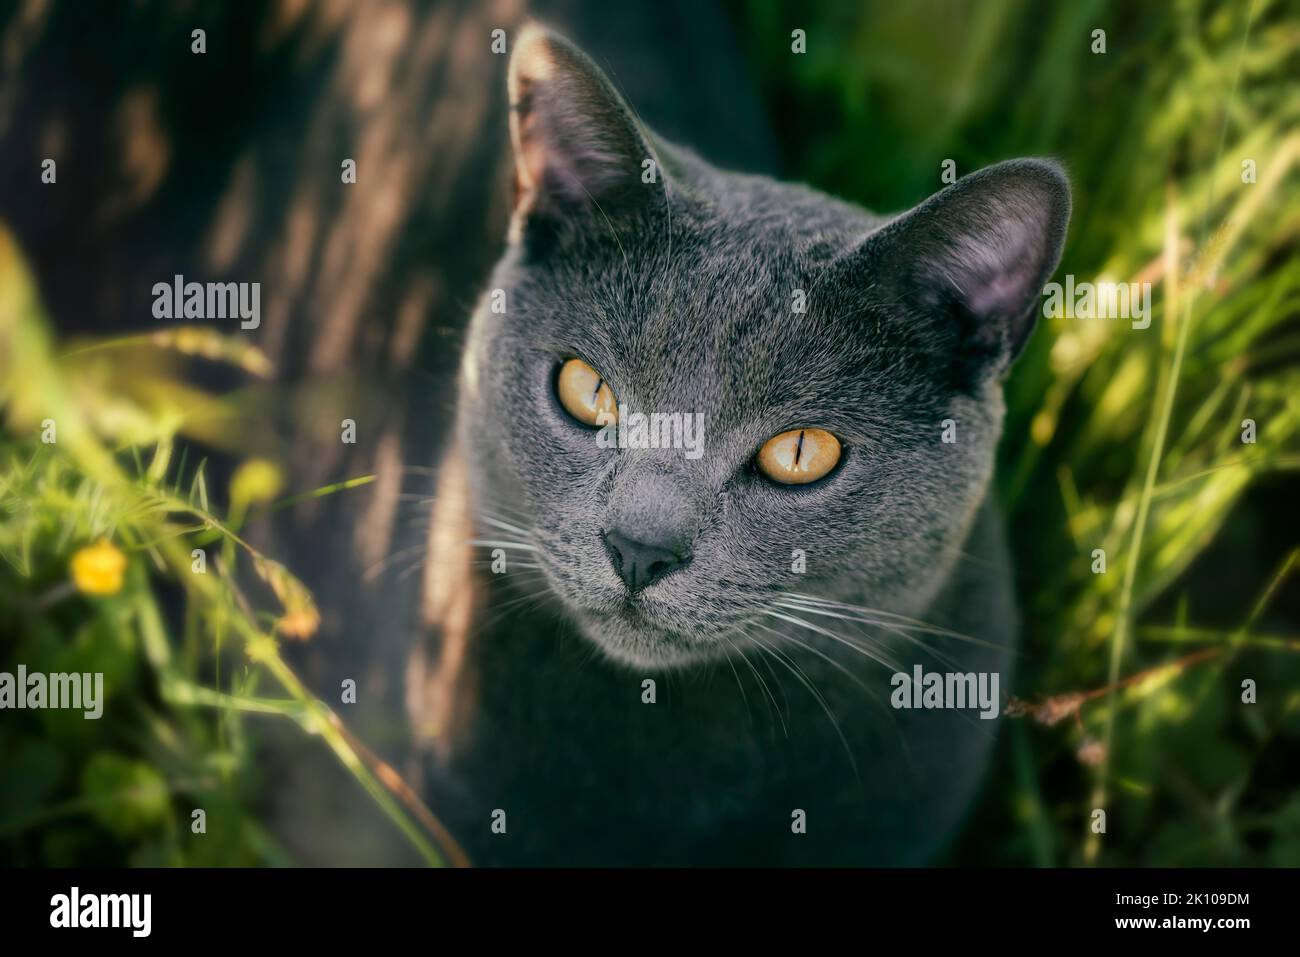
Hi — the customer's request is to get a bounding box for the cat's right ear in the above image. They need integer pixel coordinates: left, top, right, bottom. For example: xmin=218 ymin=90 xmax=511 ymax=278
xmin=507 ymin=24 xmax=664 ymax=240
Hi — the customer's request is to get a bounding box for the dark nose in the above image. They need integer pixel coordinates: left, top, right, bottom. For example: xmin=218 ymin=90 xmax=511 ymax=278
xmin=603 ymin=529 xmax=689 ymax=593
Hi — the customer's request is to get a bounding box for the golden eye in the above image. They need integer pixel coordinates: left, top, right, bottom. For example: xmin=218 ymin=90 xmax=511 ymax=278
xmin=556 ymin=358 xmax=618 ymax=427
xmin=756 ymin=428 xmax=842 ymax=485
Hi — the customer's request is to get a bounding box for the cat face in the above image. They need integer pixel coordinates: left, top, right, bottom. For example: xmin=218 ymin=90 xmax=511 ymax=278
xmin=458 ymin=25 xmax=1069 ymax=669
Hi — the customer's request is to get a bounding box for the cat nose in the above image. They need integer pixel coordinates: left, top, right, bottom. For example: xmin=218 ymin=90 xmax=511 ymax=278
xmin=603 ymin=529 xmax=689 ymax=593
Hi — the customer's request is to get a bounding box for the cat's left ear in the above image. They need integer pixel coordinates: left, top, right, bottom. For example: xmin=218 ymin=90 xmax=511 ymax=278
xmin=507 ymin=24 xmax=665 ymax=238
xmin=860 ymin=158 xmax=1070 ymax=379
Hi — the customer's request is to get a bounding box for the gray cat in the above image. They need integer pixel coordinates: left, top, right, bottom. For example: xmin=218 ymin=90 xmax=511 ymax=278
xmin=409 ymin=24 xmax=1070 ymax=866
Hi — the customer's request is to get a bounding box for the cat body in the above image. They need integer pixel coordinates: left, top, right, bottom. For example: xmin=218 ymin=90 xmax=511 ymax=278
xmin=411 ymin=25 xmax=1069 ymax=866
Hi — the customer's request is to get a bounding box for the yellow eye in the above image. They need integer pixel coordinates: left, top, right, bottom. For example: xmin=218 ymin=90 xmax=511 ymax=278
xmin=556 ymin=358 xmax=618 ymax=427
xmin=756 ymin=428 xmax=842 ymax=484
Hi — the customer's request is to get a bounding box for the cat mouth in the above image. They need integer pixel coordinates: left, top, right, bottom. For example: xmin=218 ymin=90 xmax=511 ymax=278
xmin=579 ymin=615 xmax=700 ymax=666
xmin=583 ymin=597 xmax=683 ymax=638
xmin=530 ymin=546 xmax=721 ymax=664
xmin=615 ymin=595 xmax=663 ymax=625
xmin=569 ymin=592 xmax=743 ymax=668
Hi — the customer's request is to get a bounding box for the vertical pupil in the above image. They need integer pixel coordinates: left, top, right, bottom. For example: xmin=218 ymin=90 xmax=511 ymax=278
xmin=793 ymin=430 xmax=805 ymax=467
xmin=590 ymin=377 xmax=603 ymax=405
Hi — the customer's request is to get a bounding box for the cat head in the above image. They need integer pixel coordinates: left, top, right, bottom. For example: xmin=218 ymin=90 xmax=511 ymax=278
xmin=459 ymin=25 xmax=1069 ymax=669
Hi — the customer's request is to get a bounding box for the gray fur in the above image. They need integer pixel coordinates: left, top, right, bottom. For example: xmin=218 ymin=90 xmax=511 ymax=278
xmin=419 ymin=26 xmax=1070 ymax=865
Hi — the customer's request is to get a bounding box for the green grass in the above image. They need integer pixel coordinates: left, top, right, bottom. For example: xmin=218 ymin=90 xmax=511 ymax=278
xmin=0 ymin=226 xmax=460 ymax=866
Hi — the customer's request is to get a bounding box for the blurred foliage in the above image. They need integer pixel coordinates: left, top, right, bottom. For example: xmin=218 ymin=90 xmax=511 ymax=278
xmin=0 ymin=226 xmax=453 ymax=866
xmin=731 ymin=0 xmax=1300 ymax=864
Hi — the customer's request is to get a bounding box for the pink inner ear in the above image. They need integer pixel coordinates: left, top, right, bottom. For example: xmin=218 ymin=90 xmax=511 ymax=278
xmin=508 ymin=30 xmax=559 ymax=203
xmin=966 ymin=258 xmax=1038 ymax=318
xmin=514 ymin=108 xmax=543 ymax=193
xmin=954 ymin=209 xmax=1047 ymax=320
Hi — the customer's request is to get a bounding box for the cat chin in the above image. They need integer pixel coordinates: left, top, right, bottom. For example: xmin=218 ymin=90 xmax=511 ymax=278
xmin=572 ymin=613 xmax=724 ymax=670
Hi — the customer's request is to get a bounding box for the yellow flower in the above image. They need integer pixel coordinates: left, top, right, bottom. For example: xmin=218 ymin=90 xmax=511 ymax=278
xmin=71 ymin=539 xmax=127 ymax=596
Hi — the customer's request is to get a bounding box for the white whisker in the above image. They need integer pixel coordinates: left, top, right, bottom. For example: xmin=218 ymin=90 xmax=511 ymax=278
xmin=777 ymin=592 xmax=997 ymax=649
xmin=749 ymin=632 xmax=859 ymax=782
xmin=478 ymin=515 xmax=532 ymax=537
xmin=732 ymin=631 xmax=787 ymax=737
xmin=762 ymin=609 xmax=902 ymax=673
xmin=466 ymin=538 xmax=538 ymax=551
xmin=772 ymin=600 xmax=970 ymax=672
